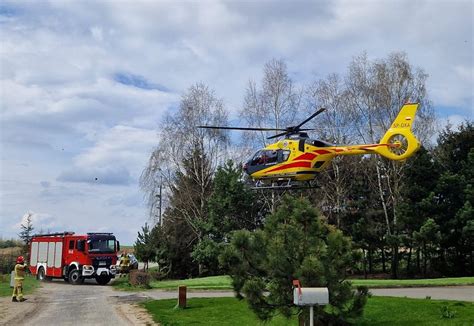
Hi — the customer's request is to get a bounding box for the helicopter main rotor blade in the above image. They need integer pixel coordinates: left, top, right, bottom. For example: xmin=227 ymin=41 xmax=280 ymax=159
xmin=196 ymin=125 xmax=287 ymax=132
xmin=295 ymin=108 xmax=327 ymax=129
xmin=267 ymin=131 xmax=290 ymax=140
xmin=265 ymin=128 xmax=315 ymax=140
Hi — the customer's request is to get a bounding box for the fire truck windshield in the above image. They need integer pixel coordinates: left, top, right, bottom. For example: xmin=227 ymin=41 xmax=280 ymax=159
xmin=87 ymin=238 xmax=116 ymax=253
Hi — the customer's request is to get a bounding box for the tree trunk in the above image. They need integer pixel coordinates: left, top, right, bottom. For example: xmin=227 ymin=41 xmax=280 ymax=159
xmin=423 ymin=243 xmax=427 ymax=278
xmin=381 ymin=248 xmax=386 ymax=274
xmin=368 ymin=248 xmax=373 ymax=275
xmin=406 ymin=246 xmax=412 ymax=276
xmin=298 ymin=310 xmax=305 ymax=326
xmin=416 ymin=248 xmax=421 ymax=275
xmin=470 ymin=245 xmax=473 ymax=276
xmin=363 ymin=249 xmax=367 ymax=279
xmin=391 ymin=244 xmax=399 ymax=279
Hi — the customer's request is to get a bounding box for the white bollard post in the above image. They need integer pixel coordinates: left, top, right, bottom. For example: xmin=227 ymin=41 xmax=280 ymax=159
xmin=310 ymin=305 xmax=314 ymax=326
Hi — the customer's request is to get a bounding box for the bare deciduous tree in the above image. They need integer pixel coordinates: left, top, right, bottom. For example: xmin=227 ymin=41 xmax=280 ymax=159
xmin=241 ymin=58 xmax=302 ymax=148
xmin=240 ymin=59 xmax=303 ymax=211
xmin=345 ymin=52 xmax=435 ymax=278
xmin=305 ymin=73 xmax=355 ymax=226
xmin=140 ymin=83 xmax=229 ymax=229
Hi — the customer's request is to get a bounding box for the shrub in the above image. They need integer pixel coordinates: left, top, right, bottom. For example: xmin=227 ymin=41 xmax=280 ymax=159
xmin=129 ymin=270 xmax=151 ymax=288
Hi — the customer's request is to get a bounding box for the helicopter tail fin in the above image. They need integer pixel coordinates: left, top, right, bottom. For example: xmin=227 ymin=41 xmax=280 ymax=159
xmin=374 ymin=103 xmax=421 ymax=160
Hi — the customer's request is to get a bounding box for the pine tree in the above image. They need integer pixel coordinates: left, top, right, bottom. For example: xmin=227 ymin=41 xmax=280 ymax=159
xmin=192 ymin=160 xmax=267 ymax=275
xmin=221 ymin=196 xmax=368 ymax=324
xmin=134 ymin=223 xmax=154 ymax=271
xmin=19 ymin=213 xmax=34 ymax=245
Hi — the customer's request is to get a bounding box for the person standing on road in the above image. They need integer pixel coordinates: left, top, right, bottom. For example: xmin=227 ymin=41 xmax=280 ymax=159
xmin=119 ymin=252 xmax=130 ymax=275
xmin=12 ymin=256 xmax=28 ymax=302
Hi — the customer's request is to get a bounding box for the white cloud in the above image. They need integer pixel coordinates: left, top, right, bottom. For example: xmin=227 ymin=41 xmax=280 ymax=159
xmin=1 ymin=0 xmax=472 ymax=243
xmin=72 ymin=125 xmax=157 ymax=175
xmin=16 ymin=211 xmax=65 ymax=232
xmin=57 ymin=166 xmax=132 ymax=186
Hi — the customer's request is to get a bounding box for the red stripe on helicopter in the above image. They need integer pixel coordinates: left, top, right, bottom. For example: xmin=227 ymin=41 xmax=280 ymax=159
xmin=265 ymin=161 xmax=312 ymax=173
xmin=293 ymin=153 xmax=317 ymax=161
xmin=314 ymin=149 xmax=331 ymax=155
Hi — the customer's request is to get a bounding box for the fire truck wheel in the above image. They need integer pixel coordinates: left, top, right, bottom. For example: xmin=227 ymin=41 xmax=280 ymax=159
xmin=68 ymin=269 xmax=83 ymax=285
xmin=37 ymin=267 xmax=46 ymax=281
xmin=95 ymin=275 xmax=111 ymax=285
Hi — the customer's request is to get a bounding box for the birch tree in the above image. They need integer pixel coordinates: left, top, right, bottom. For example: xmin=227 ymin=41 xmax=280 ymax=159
xmin=240 ymin=59 xmax=303 ymax=211
xmin=305 ymin=73 xmax=356 ymax=227
xmin=241 ymin=58 xmax=302 ymax=148
xmin=345 ymin=52 xmax=435 ymax=278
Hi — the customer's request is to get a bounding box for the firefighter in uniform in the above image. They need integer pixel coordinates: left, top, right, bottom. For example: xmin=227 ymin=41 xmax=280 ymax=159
xmin=119 ymin=252 xmax=130 ymax=275
xmin=12 ymin=256 xmax=27 ymax=302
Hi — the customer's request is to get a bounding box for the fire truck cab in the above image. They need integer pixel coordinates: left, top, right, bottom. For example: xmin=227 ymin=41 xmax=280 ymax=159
xmin=29 ymin=232 xmax=119 ymax=285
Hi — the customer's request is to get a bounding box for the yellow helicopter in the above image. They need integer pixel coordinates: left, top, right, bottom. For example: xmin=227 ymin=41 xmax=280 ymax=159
xmin=198 ymin=103 xmax=420 ymax=189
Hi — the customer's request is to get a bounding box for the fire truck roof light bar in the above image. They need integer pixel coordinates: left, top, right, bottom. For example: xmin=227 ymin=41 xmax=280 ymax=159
xmin=87 ymin=232 xmax=114 ymax=235
xmin=32 ymin=231 xmax=75 ymax=237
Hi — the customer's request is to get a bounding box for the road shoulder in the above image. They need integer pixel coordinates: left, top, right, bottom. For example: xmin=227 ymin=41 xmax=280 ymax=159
xmin=0 ymin=291 xmax=43 ymax=325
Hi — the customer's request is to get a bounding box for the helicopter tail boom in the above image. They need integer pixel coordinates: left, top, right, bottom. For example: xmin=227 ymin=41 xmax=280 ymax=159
xmin=330 ymin=103 xmax=420 ymax=160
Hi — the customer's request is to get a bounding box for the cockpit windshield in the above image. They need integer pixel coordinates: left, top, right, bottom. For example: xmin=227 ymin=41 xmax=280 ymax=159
xmin=88 ymin=238 xmax=116 ymax=253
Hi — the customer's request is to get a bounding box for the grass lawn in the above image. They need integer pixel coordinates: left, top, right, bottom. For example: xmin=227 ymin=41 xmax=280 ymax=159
xmin=112 ymin=275 xmax=233 ymax=291
xmin=143 ymin=297 xmax=298 ymax=326
xmin=114 ymin=274 xmax=474 ymax=291
xmin=0 ymin=274 xmax=40 ymax=297
xmin=143 ymin=296 xmax=474 ymax=326
xmin=150 ymin=275 xmax=232 ymax=290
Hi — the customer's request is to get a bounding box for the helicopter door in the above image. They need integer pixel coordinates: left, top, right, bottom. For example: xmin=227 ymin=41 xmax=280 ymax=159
xmin=262 ymin=150 xmax=278 ymax=165
xmin=298 ymin=139 xmax=305 ymax=152
xmin=277 ymin=150 xmax=291 ymax=163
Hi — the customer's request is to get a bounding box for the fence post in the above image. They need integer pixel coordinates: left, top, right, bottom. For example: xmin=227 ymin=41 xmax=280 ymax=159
xmin=178 ymin=285 xmax=187 ymax=308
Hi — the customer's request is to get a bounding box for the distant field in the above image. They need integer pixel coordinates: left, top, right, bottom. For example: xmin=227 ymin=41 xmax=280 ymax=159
xmin=118 ymin=245 xmax=134 ymax=254
xmin=0 ymin=247 xmax=22 ymax=255
xmin=114 ymin=275 xmax=474 ymax=291
xmin=0 ymin=274 xmax=40 ymax=297
xmin=143 ymin=296 xmax=474 ymax=326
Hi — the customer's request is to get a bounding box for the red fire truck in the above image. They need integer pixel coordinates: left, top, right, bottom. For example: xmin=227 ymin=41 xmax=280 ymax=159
xmin=29 ymin=232 xmax=119 ymax=285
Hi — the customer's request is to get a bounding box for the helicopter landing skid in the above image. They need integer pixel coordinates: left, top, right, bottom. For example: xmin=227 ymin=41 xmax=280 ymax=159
xmin=250 ymin=180 xmax=318 ymax=191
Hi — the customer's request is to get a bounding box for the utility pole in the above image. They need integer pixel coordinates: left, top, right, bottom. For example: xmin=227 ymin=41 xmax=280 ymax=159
xmin=159 ymin=175 xmax=163 ymax=226
xmin=154 ymin=176 xmax=163 ymax=226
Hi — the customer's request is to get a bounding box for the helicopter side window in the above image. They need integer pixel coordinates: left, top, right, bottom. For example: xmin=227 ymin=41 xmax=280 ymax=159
xmin=277 ymin=150 xmax=291 ymax=162
xmin=250 ymin=150 xmax=278 ymax=166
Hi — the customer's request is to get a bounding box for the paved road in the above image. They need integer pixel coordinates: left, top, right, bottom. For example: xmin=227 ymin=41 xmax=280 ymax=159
xmin=20 ymin=280 xmax=128 ymax=326
xmin=1 ymin=279 xmax=152 ymax=326
xmin=138 ymin=286 xmax=474 ymax=302
xmin=371 ymin=286 xmax=474 ymax=301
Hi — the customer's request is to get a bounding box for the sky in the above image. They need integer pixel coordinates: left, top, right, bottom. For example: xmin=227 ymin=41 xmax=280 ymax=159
xmin=0 ymin=0 xmax=472 ymax=244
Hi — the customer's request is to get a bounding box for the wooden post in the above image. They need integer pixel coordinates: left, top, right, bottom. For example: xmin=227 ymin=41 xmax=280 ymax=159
xmin=178 ymin=285 xmax=187 ymax=308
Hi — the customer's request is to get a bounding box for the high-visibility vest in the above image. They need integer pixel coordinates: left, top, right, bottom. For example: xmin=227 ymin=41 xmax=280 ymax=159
xmin=14 ymin=263 xmax=27 ymax=280
xmin=120 ymin=256 xmax=130 ymax=266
